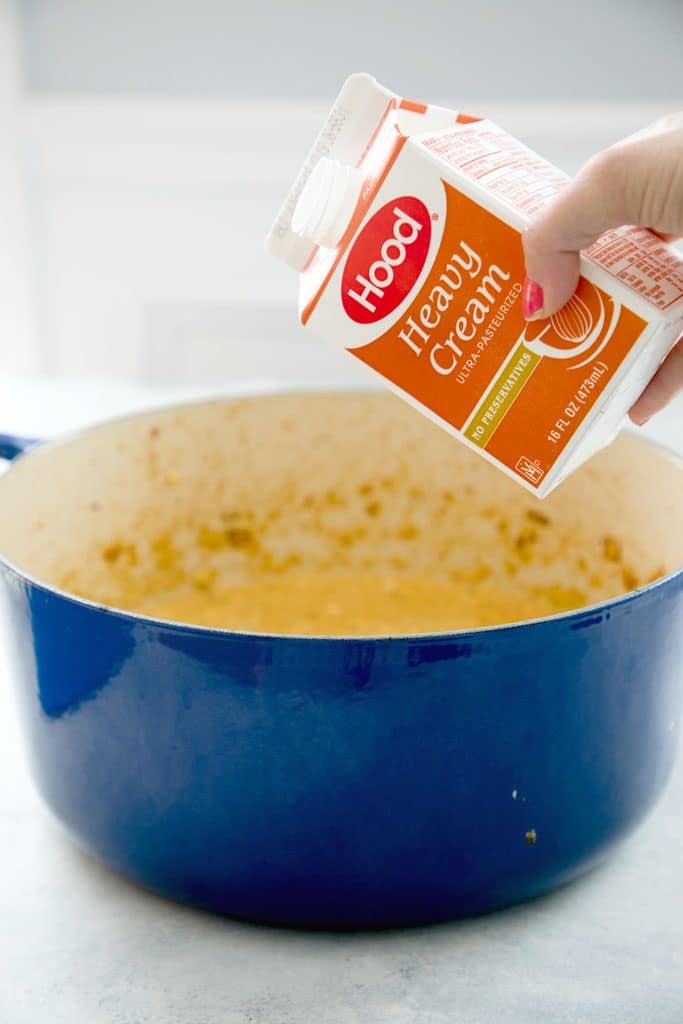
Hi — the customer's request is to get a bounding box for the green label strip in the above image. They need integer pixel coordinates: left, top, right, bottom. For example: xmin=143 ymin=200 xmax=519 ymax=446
xmin=464 ymin=342 xmax=541 ymax=448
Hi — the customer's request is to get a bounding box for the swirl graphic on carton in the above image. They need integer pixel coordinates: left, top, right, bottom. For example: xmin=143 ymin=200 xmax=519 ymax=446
xmin=522 ymin=282 xmax=621 ymax=370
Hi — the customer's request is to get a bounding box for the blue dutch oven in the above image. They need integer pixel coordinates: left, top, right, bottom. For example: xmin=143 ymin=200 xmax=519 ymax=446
xmin=0 ymin=391 xmax=681 ymax=929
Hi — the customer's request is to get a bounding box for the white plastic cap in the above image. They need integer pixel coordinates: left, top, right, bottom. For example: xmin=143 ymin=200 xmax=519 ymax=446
xmin=291 ymin=158 xmax=365 ymax=249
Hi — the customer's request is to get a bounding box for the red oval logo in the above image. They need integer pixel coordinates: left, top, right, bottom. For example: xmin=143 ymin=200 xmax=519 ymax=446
xmin=342 ymin=197 xmax=431 ymax=324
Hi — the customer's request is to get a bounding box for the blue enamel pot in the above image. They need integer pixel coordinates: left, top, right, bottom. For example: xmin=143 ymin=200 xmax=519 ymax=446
xmin=0 ymin=391 xmax=681 ymax=929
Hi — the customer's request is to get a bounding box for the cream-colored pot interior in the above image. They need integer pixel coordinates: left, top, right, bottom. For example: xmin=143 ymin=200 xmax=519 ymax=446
xmin=0 ymin=391 xmax=681 ymax=635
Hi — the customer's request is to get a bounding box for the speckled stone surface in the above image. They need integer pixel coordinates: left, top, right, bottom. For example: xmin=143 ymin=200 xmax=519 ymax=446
xmin=0 ymin=378 xmax=681 ymax=1024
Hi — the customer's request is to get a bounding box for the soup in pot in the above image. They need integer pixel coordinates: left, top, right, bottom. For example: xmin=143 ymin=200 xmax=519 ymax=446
xmin=134 ymin=569 xmax=591 ymax=635
xmin=0 ymin=392 xmax=678 ymax=637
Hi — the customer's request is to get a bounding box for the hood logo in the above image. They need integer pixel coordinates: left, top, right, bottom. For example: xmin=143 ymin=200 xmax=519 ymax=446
xmin=342 ymin=197 xmax=431 ymax=324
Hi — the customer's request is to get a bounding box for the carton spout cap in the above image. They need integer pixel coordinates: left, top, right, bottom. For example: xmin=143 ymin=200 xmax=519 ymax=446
xmin=292 ymin=157 xmax=365 ymax=250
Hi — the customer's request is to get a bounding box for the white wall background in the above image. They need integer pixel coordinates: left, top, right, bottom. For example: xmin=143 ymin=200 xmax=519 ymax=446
xmin=17 ymin=0 xmax=683 ymax=102
xmin=3 ymin=0 xmax=683 ymax=387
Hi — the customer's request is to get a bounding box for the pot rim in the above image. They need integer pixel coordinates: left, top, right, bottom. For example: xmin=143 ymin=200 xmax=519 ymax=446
xmin=1 ymin=387 xmax=681 ymax=645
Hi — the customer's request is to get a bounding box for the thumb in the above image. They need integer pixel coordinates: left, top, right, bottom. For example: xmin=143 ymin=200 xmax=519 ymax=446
xmin=521 ymin=114 xmax=683 ymax=320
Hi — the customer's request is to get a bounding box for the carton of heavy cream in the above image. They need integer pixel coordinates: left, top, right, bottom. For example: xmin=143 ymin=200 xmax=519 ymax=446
xmin=266 ymin=73 xmax=683 ymax=496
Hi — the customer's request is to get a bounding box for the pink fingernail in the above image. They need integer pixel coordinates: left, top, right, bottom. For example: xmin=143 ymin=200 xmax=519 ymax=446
xmin=522 ymin=277 xmax=544 ymax=319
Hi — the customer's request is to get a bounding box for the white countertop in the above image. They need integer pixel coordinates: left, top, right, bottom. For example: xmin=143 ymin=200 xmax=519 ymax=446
xmin=1 ymin=376 xmax=682 ymax=1024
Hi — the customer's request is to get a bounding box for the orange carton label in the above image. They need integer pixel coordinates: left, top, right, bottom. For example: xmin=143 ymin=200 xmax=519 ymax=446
xmin=348 ymin=179 xmax=646 ymax=486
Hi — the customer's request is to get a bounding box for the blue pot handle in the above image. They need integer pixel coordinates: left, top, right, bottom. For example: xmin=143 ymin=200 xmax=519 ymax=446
xmin=0 ymin=434 xmax=41 ymax=462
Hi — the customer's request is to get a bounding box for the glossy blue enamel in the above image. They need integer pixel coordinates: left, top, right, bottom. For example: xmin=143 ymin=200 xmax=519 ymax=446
xmin=3 ymin=556 xmax=683 ymax=928
xmin=0 ymin=434 xmax=38 ymax=461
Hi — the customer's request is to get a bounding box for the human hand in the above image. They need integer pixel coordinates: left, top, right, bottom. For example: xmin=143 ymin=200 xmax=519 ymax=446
xmin=521 ymin=114 xmax=683 ymax=425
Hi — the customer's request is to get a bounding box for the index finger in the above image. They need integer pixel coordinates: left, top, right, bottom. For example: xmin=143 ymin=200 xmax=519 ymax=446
xmin=522 ymin=149 xmax=627 ymax=317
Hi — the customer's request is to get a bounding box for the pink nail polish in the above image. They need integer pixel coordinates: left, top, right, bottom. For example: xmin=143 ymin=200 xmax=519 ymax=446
xmin=522 ymin=277 xmax=544 ymax=319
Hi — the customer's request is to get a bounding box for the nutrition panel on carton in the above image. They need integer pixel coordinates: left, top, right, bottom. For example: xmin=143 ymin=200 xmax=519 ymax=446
xmin=266 ymin=73 xmax=683 ymax=497
xmin=587 ymin=228 xmax=683 ymax=311
xmin=421 ymin=123 xmax=568 ymax=217
xmin=420 ymin=122 xmax=683 ymax=313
